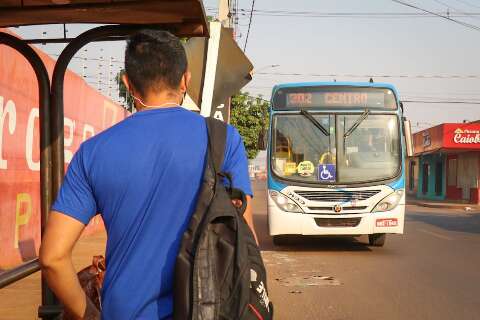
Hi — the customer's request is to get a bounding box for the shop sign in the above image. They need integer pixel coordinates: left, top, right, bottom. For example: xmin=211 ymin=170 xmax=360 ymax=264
xmin=422 ymin=131 xmax=431 ymax=147
xmin=453 ymin=128 xmax=480 ymax=144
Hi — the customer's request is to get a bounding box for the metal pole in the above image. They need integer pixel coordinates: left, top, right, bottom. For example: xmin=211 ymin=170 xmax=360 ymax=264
xmin=50 ymin=24 xmax=147 ymax=218
xmin=0 ymin=260 xmax=41 ymax=288
xmin=39 ymin=24 xmax=170 ymax=319
xmin=0 ymin=30 xmax=53 ymax=306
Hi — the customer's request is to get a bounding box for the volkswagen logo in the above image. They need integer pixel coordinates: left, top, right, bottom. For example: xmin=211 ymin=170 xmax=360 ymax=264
xmin=333 ymin=204 xmax=342 ymax=213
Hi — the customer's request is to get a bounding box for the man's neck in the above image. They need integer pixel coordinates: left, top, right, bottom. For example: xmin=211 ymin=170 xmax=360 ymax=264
xmin=135 ymin=92 xmax=182 ymax=111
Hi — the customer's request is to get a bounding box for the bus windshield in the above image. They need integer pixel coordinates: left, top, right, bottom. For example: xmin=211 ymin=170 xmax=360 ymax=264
xmin=271 ymin=113 xmax=401 ymax=184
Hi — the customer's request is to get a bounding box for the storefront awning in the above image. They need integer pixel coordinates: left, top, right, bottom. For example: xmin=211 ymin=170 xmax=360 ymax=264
xmin=413 ymin=123 xmax=480 ymax=156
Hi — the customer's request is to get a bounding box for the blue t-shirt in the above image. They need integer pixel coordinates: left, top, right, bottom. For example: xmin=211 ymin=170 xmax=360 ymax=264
xmin=52 ymin=107 xmax=252 ymax=319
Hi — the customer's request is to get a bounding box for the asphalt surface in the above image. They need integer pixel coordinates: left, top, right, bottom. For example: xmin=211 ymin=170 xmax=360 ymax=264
xmin=251 ymin=180 xmax=480 ymax=320
xmin=2 ymin=180 xmax=479 ymax=319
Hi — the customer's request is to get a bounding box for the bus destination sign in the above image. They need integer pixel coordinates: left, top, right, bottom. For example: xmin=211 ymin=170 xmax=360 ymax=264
xmin=287 ymin=92 xmax=371 ymax=107
xmin=274 ymin=87 xmax=397 ymax=110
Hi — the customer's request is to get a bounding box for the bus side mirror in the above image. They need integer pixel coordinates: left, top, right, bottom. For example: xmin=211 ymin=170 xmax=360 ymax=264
xmin=403 ymin=119 xmax=414 ymax=157
xmin=257 ymin=128 xmax=268 ymax=151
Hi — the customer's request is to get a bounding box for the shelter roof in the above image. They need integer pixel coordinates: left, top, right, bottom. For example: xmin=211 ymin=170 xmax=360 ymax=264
xmin=0 ymin=0 xmax=208 ymax=37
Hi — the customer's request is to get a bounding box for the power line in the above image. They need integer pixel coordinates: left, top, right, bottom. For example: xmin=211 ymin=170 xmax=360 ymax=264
xmin=391 ymin=0 xmax=480 ymax=32
xmin=431 ymin=0 xmax=480 ymax=21
xmin=256 ymin=71 xmax=480 ymax=79
xmin=243 ymin=0 xmax=255 ymax=52
xmin=208 ymin=7 xmax=480 ymax=18
xmin=403 ymin=95 xmax=480 ymax=100
xmin=47 ymin=52 xmax=124 ymax=64
xmin=402 ymin=100 xmax=480 ymax=104
xmin=453 ymin=0 xmax=480 ymax=10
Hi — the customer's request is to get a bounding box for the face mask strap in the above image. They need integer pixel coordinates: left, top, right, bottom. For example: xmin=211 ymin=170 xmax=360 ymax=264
xmin=128 ymin=78 xmax=187 ymax=108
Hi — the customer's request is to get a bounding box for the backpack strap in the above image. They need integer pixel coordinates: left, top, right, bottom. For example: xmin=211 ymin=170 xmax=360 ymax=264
xmin=205 ymin=117 xmax=227 ymax=175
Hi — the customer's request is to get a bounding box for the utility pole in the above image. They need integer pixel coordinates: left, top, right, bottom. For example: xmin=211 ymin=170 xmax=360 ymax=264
xmin=218 ymin=0 xmax=231 ymax=27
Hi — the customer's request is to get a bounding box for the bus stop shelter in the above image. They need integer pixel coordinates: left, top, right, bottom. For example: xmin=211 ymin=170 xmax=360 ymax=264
xmin=0 ymin=1 xmax=208 ymax=318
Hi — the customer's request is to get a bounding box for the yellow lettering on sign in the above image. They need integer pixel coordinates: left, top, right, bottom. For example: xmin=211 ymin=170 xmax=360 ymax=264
xmin=15 ymin=193 xmax=32 ymax=249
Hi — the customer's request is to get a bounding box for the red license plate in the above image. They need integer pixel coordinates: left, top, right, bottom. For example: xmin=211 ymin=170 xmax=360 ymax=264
xmin=376 ymin=218 xmax=398 ymax=227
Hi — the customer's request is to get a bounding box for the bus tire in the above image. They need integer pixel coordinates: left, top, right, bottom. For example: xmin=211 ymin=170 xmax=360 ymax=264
xmin=368 ymin=233 xmax=386 ymax=247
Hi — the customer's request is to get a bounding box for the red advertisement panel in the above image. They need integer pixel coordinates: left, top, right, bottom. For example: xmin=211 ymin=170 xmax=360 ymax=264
xmin=0 ymin=31 xmax=128 ymax=269
xmin=443 ymin=123 xmax=480 ymax=149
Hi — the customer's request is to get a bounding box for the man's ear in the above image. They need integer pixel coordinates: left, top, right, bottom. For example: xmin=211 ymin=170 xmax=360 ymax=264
xmin=180 ymin=71 xmax=192 ymax=94
xmin=122 ymin=74 xmax=131 ymax=92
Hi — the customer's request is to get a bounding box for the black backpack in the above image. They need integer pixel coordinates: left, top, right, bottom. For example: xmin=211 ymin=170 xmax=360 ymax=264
xmin=174 ymin=117 xmax=273 ymax=320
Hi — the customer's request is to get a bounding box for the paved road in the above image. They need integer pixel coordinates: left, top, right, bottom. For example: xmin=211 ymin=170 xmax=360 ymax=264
xmin=251 ymin=180 xmax=480 ymax=320
xmin=2 ymin=180 xmax=479 ymax=319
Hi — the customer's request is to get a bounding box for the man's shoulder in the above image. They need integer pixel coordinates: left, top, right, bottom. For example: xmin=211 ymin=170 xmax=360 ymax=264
xmin=82 ymin=108 xmax=208 ymax=151
xmin=80 ymin=117 xmax=130 ymax=150
xmin=225 ymin=123 xmax=242 ymax=144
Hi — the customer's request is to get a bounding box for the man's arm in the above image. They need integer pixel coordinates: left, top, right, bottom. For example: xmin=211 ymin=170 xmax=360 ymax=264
xmin=243 ymin=196 xmax=259 ymax=244
xmin=39 ymin=211 xmax=88 ymax=318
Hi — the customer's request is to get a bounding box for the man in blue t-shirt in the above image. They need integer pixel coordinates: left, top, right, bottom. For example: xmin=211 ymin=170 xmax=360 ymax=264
xmin=40 ymin=30 xmax=256 ymax=319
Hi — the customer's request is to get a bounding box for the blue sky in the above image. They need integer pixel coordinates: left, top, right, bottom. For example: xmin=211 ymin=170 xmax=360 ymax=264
xmin=14 ymin=0 xmax=480 ymax=131
xmin=206 ymin=0 xmax=480 ymax=130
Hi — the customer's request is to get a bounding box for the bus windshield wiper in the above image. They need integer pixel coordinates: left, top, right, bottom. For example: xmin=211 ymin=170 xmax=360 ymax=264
xmin=300 ymin=109 xmax=330 ymax=136
xmin=344 ymin=109 xmax=370 ymax=138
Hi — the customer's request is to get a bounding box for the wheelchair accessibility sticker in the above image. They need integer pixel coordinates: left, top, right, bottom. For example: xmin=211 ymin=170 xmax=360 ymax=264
xmin=317 ymin=164 xmax=336 ymax=181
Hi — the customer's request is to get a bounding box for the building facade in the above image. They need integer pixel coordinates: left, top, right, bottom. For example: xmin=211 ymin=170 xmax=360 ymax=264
xmin=406 ymin=122 xmax=480 ymax=204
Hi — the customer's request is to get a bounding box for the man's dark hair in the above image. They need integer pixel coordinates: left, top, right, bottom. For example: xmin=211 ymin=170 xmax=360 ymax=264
xmin=125 ymin=30 xmax=187 ymax=97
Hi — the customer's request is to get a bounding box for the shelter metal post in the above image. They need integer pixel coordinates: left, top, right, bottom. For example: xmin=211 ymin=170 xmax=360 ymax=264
xmin=50 ymin=24 xmax=155 ymax=197
xmin=0 ymin=32 xmax=52 ymax=288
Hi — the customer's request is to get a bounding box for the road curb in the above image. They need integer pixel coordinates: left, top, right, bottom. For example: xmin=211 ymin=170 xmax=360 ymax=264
xmin=407 ymin=200 xmax=480 ymax=211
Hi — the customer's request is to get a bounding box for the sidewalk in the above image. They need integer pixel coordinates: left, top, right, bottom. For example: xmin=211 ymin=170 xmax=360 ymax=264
xmin=0 ymin=231 xmax=107 ymax=320
xmin=407 ymin=197 xmax=480 ymax=211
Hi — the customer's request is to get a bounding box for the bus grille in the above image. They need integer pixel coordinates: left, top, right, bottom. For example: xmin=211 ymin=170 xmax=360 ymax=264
xmin=295 ymin=190 xmax=381 ymax=202
xmin=307 ymin=206 xmax=368 ymax=213
xmin=314 ymin=218 xmax=361 ymax=228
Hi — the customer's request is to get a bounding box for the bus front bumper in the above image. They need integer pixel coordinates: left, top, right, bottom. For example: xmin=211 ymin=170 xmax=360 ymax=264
xmin=268 ymin=204 xmax=405 ymax=236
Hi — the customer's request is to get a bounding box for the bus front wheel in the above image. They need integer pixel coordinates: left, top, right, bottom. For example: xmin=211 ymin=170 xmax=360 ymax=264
xmin=368 ymin=233 xmax=386 ymax=247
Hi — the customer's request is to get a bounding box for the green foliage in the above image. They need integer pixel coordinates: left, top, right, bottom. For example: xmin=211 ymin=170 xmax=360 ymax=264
xmin=115 ymin=69 xmax=135 ymax=111
xmin=230 ymin=93 xmax=270 ymax=159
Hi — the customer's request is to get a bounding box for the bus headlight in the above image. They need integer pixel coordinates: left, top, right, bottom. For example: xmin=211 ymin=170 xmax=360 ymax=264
xmin=373 ymin=190 xmax=404 ymax=212
xmin=269 ymin=190 xmax=303 ymax=213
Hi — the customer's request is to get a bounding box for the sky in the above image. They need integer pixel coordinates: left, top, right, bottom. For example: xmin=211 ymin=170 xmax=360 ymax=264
xmin=13 ymin=0 xmax=480 ymax=131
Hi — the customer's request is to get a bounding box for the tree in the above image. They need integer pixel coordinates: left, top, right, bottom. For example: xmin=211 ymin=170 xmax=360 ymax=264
xmin=230 ymin=93 xmax=270 ymax=159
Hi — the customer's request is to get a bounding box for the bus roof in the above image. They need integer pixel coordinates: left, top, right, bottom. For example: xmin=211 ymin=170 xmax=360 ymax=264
xmin=272 ymin=81 xmax=399 ymax=99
